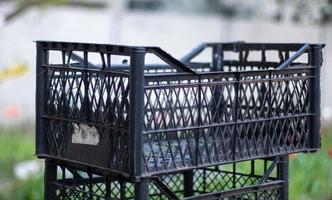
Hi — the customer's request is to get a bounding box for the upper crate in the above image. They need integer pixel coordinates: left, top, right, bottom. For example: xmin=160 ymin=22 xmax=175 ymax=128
xmin=35 ymin=41 xmax=324 ymax=178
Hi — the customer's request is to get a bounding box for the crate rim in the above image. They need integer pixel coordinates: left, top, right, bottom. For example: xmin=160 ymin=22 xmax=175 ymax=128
xmin=35 ymin=40 xmax=325 ymax=49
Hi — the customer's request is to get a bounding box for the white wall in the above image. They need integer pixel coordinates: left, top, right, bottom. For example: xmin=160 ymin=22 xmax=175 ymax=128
xmin=0 ymin=6 xmax=331 ymax=125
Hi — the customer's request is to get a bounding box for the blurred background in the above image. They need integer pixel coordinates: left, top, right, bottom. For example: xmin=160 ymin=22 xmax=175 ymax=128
xmin=0 ymin=0 xmax=331 ymax=199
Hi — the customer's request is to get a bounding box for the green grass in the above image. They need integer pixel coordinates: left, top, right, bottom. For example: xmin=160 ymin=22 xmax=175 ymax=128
xmin=0 ymin=175 xmax=44 ymax=200
xmin=0 ymin=126 xmax=331 ymax=199
xmin=0 ymin=129 xmax=43 ymax=200
xmin=289 ymin=126 xmax=332 ymax=200
xmin=0 ymin=129 xmax=35 ymax=180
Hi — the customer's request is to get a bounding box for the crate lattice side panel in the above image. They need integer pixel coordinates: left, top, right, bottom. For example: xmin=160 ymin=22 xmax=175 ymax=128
xmin=44 ymin=65 xmax=131 ymax=172
xmin=143 ymin=67 xmax=312 ymax=173
xmin=49 ymin=157 xmax=285 ymax=200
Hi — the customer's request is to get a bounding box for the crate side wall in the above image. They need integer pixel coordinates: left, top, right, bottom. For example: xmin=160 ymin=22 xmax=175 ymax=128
xmin=36 ymin=44 xmax=132 ymax=175
xmin=142 ymin=67 xmax=313 ymax=174
xmin=49 ymin=157 xmax=285 ymax=200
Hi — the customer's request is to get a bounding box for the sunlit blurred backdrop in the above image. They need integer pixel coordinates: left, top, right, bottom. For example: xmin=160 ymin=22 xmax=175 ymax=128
xmin=0 ymin=0 xmax=331 ymax=199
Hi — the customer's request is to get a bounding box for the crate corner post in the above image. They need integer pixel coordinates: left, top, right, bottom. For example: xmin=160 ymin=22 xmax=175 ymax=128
xmin=129 ymin=47 xmax=149 ymax=200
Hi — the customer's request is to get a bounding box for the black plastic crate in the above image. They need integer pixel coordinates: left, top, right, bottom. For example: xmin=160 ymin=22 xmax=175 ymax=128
xmin=36 ymin=41 xmax=324 ymax=178
xmin=45 ymin=156 xmax=288 ymax=200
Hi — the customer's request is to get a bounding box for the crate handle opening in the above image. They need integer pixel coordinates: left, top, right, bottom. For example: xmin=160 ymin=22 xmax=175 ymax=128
xmin=180 ymin=43 xmax=208 ymax=63
xmin=276 ymin=43 xmax=310 ymax=70
xmin=65 ymin=51 xmax=96 ymax=68
xmin=146 ymin=47 xmax=198 ymax=74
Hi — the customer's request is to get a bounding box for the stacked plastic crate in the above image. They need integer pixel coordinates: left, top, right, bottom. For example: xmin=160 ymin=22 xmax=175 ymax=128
xmin=36 ymin=41 xmax=324 ymax=200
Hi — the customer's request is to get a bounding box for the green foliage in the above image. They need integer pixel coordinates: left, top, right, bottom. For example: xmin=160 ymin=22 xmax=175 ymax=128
xmin=289 ymin=126 xmax=332 ymax=200
xmin=0 ymin=129 xmax=43 ymax=200
xmin=0 ymin=129 xmax=35 ymax=180
xmin=0 ymin=175 xmax=44 ymax=200
xmin=16 ymin=0 xmax=70 ymax=6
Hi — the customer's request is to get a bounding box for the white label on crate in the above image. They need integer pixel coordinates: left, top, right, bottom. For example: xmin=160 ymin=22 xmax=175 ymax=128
xmin=72 ymin=123 xmax=99 ymax=146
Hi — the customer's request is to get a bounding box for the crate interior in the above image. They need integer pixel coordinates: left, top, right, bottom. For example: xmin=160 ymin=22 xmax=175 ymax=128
xmin=43 ymin=43 xmax=313 ymax=174
xmin=142 ymin=46 xmax=311 ymax=173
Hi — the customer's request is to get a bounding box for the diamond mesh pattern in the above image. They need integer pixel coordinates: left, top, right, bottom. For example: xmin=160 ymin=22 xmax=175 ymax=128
xmin=44 ymin=65 xmax=130 ymax=173
xmin=143 ymin=69 xmax=312 ymax=173
xmin=51 ymin=158 xmax=283 ymax=200
xmin=46 ymin=68 xmax=130 ymax=125
xmin=216 ymin=187 xmax=281 ymax=200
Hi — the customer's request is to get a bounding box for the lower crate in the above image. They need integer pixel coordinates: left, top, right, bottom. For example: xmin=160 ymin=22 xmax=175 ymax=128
xmin=45 ymin=156 xmax=288 ymax=200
